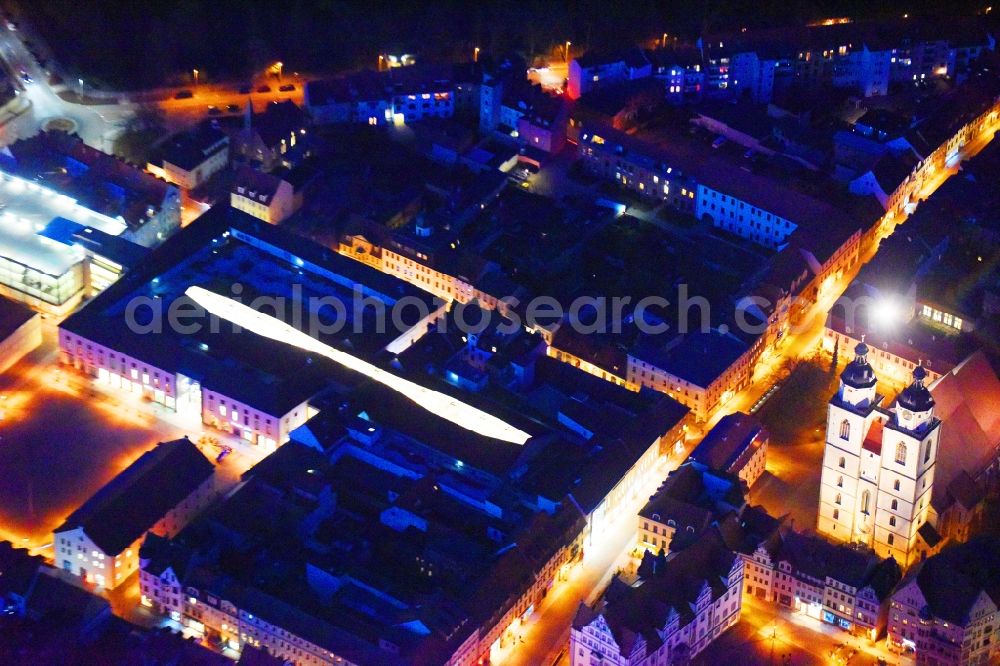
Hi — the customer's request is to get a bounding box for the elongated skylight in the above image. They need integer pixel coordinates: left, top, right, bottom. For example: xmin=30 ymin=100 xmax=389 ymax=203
xmin=186 ymin=286 xmax=532 ymax=445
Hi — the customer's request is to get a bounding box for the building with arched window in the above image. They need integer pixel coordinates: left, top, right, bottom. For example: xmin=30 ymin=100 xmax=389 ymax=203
xmin=818 ymin=345 xmax=942 ymax=567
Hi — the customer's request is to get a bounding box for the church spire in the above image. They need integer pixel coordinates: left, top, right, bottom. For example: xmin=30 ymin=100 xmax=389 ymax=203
xmin=840 ymin=339 xmax=877 ymax=390
xmin=897 ymin=363 xmax=934 ymax=416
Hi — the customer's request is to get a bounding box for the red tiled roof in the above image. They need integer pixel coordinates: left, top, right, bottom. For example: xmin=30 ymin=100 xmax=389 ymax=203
xmin=863 ymin=419 xmax=884 ymax=455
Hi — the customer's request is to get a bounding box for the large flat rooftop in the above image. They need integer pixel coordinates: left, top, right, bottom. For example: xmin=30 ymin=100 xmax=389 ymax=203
xmin=62 ymin=206 xmax=440 ymax=415
xmin=0 ymin=170 xmax=127 ymax=276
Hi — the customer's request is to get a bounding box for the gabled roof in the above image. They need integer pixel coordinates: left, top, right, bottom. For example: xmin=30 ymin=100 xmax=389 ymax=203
xmin=911 ymin=535 xmax=1000 ymax=626
xmin=156 ymin=122 xmax=229 ymax=172
xmin=929 ymin=351 xmax=1000 ymax=511
xmin=55 ymin=438 xmax=214 ymax=555
xmin=232 ymin=165 xmax=286 ymax=204
xmin=594 ymin=529 xmax=737 ymax=649
xmin=870 ymin=151 xmax=919 ymax=195
xmin=777 ymin=529 xmax=899 ymax=597
xmin=250 ymin=100 xmax=307 ymax=150
xmin=690 ymin=412 xmax=767 ymax=472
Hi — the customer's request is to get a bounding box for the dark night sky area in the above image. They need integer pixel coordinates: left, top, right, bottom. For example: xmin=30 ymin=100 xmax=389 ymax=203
xmin=14 ymin=0 xmax=994 ymax=89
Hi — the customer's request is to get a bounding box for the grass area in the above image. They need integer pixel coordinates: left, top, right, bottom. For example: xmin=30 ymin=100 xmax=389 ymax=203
xmin=756 ymin=359 xmax=838 ymax=446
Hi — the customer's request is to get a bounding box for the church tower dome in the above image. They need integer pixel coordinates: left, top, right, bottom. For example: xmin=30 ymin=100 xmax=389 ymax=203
xmin=841 ymin=342 xmax=877 ymax=389
xmin=837 ymin=340 xmax=878 ymax=409
xmin=895 ymin=365 xmax=935 ymax=432
xmin=897 ymin=366 xmax=934 ymax=412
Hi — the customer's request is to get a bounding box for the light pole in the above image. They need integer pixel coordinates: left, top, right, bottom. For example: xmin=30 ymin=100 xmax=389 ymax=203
xmin=193 ymin=68 xmax=199 ymax=86
xmin=662 ymin=32 xmax=667 ymax=47
xmin=77 ymin=78 xmax=83 ymax=97
xmin=564 ymin=40 xmax=572 ymax=62
xmin=378 ymin=54 xmax=384 ymax=71
xmin=275 ymin=61 xmax=283 ymax=81
xmin=474 ymin=46 xmax=480 ymax=63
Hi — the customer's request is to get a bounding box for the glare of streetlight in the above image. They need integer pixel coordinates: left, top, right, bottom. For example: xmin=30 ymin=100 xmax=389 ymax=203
xmin=565 ymin=40 xmax=572 ymax=62
xmin=378 ymin=54 xmax=385 ymax=71
xmin=662 ymin=32 xmax=667 ymax=47
xmin=871 ymin=295 xmax=905 ymax=331
xmin=474 ymin=46 xmax=480 ymax=63
xmin=192 ymin=68 xmax=199 ymax=86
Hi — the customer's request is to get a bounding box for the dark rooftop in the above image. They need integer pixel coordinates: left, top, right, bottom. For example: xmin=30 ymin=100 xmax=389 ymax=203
xmin=910 ymin=535 xmax=1000 ymax=626
xmin=54 ymin=438 xmax=214 ymax=555
xmin=153 ymin=122 xmax=229 ymax=172
xmin=690 ymin=412 xmax=767 ymax=473
xmin=0 ymin=295 xmax=36 ymax=341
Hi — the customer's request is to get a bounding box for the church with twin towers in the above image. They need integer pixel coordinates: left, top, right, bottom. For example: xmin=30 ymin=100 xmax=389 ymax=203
xmin=817 ymin=341 xmax=940 ymax=568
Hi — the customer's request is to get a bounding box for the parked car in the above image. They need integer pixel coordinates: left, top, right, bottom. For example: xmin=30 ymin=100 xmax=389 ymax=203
xmin=278 ymin=83 xmax=295 ymax=92
xmin=226 ymin=103 xmax=240 ymax=113
xmin=238 ymin=85 xmax=252 ymax=94
xmin=216 ymin=446 xmax=233 ymax=463
xmin=256 ymin=85 xmax=271 ymax=93
xmin=207 ymin=105 xmax=221 ymax=115
xmin=174 ymin=89 xmax=194 ymax=99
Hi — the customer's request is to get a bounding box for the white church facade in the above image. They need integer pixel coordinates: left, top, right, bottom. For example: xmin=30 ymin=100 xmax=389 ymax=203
xmin=817 ymin=342 xmax=941 ymax=568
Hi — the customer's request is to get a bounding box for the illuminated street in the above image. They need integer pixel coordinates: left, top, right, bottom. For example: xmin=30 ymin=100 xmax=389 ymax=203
xmin=496 ymin=448 xmax=698 ymax=666
xmin=2 ymin=4 xmax=1000 ymax=664
xmin=492 ymin=103 xmax=1000 ymax=666
xmin=701 ymin=595 xmax=914 ymax=666
xmin=0 ymin=23 xmax=130 ymax=149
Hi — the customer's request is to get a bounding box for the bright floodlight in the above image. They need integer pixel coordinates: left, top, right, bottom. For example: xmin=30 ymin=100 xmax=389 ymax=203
xmin=185 ymin=286 xmax=532 ymax=445
xmin=871 ymin=296 xmax=904 ymax=330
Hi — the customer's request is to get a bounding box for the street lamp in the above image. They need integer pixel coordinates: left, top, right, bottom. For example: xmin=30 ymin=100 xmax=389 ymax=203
xmin=192 ymin=68 xmax=199 ymax=86
xmin=564 ymin=40 xmax=572 ymax=62
xmin=474 ymin=46 xmax=480 ymax=63
xmin=378 ymin=54 xmax=384 ymax=71
xmin=275 ymin=61 xmax=283 ymax=80
xmin=77 ymin=78 xmax=83 ymax=97
xmin=662 ymin=32 xmax=668 ymax=47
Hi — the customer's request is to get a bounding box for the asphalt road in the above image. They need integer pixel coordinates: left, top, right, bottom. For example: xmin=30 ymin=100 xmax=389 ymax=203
xmin=0 ymin=23 xmax=130 ymax=150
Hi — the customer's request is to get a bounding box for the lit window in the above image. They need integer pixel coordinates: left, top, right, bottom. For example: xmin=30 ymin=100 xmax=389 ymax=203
xmin=219 ymin=405 xmax=227 ymax=417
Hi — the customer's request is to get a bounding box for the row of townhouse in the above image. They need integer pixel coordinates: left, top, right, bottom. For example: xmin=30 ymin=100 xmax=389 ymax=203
xmin=866 ymin=78 xmax=1000 ymax=244
xmin=569 ymin=18 xmax=992 ymax=107
xmin=305 ymin=63 xmax=482 ymax=127
xmin=631 ymin=466 xmax=903 ymax=645
xmin=337 ymin=220 xmax=513 ymax=316
xmin=572 ymin=122 xmax=879 ymax=420
xmin=886 ymin=536 xmax=1000 ymax=665
xmin=570 ymin=527 xmax=744 ymax=665
xmin=549 ymin=321 xmax=761 ymax=424
xmin=743 ymin=528 xmax=902 ymax=640
xmin=140 ymin=539 xmax=361 ymax=666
